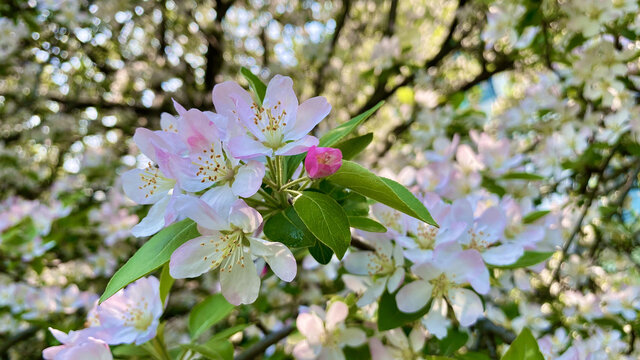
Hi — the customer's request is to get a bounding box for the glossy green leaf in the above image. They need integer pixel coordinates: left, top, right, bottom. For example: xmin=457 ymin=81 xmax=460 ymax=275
xmin=99 ymin=219 xmax=199 ymax=303
xmin=240 ymin=67 xmax=266 ymax=105
xmin=348 ymin=216 xmax=387 ymax=233
xmin=308 ymin=240 xmax=334 ymax=264
xmin=189 ymin=294 xmax=235 ymax=339
xmin=263 ymin=207 xmax=317 ymax=248
xmin=207 ymin=324 xmax=249 ymax=343
xmin=334 ymin=133 xmax=374 ymax=160
xmin=493 ymin=251 xmax=554 ymax=269
xmin=377 ymin=289 xmax=430 ymax=331
xmin=328 ymin=161 xmax=437 ymax=226
xmin=159 ymin=262 xmax=174 ymax=307
xmin=180 ymin=341 xmax=233 ymax=360
xmin=501 ymin=328 xmax=544 ymax=360
xmin=522 ymin=210 xmax=550 ymax=224
xmin=500 ymin=172 xmax=545 ymax=181
xmin=294 ymin=191 xmax=351 ymax=259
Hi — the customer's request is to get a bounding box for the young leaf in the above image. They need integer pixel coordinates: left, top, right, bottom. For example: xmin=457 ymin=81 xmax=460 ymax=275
xmin=99 ymin=219 xmax=199 ymax=303
xmin=180 ymin=341 xmax=233 ymax=360
xmin=377 ymin=289 xmax=430 ymax=331
xmin=348 ymin=216 xmax=387 ymax=233
xmin=500 ymin=172 xmax=545 ymax=181
xmin=492 ymin=251 xmax=554 ymax=269
xmin=159 ymin=262 xmax=174 ymax=307
xmin=522 ymin=210 xmax=550 ymax=224
xmin=189 ymin=294 xmax=235 ymax=339
xmin=327 ymin=161 xmax=437 ymax=227
xmin=438 ymin=328 xmax=469 ymax=355
xmin=501 ymin=328 xmax=544 ymax=360
xmin=294 ymin=191 xmax=351 ymax=259
xmin=263 ymin=207 xmax=317 ymax=248
xmin=308 ymin=240 xmax=334 ymax=264
xmin=334 ymin=133 xmax=374 ymax=160
xmin=240 ymin=67 xmax=266 ymax=105
xmin=286 ymin=101 xmax=384 ymax=178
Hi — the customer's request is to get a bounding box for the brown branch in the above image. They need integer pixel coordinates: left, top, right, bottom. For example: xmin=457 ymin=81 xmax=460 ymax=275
xmin=234 ymin=325 xmax=295 ymax=360
xmin=313 ymin=0 xmax=352 ymax=95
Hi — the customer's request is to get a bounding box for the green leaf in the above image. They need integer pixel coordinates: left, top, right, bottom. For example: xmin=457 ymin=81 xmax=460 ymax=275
xmin=493 ymin=251 xmax=554 ymax=269
xmin=207 ymin=324 xmax=249 ymax=343
xmin=481 ymin=176 xmax=506 ymax=197
xmin=181 ymin=341 xmax=233 ymax=360
xmin=308 ymin=240 xmax=334 ymax=264
xmin=501 ymin=328 xmax=544 ymax=360
xmin=456 ymin=352 xmax=492 ymax=360
xmin=286 ymin=101 xmax=384 ymax=178
xmin=294 ymin=191 xmax=351 ymax=259
xmin=111 ymin=344 xmax=150 ymax=357
xmin=522 ymin=210 xmax=550 ymax=224
xmin=240 ymin=67 xmax=266 ymax=105
xmin=348 ymin=216 xmax=387 ymax=233
xmin=377 ymin=289 xmax=430 ymax=331
xmin=340 ymin=192 xmax=370 ymax=217
xmin=263 ymin=207 xmax=317 ymax=248
xmin=334 ymin=133 xmax=374 ymax=160
xmin=500 ymin=172 xmax=545 ymax=181
xmin=99 ymin=219 xmax=199 ymax=303
xmin=189 ymin=294 xmax=235 ymax=339
xmin=439 ymin=328 xmax=469 ymax=355
xmin=327 ymin=161 xmax=437 ymax=226
xmin=159 ymin=262 xmax=174 ymax=307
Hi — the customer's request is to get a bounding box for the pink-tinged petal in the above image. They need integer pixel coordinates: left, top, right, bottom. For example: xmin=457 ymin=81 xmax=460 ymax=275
xmin=411 ymin=262 xmax=441 ymax=282
xmin=369 ymin=338 xmax=394 ymax=360
xmin=172 ymin=98 xmax=187 ymax=115
xmin=204 ymin=111 xmax=230 ymax=140
xmin=443 ymin=248 xmax=489 ymax=294
xmin=476 ymin=206 xmax=507 ymax=239
xmin=170 ymin=234 xmax=225 ymax=278
xmin=447 ymin=287 xmax=484 ymax=326
xmin=212 ymin=81 xmax=254 ymax=120
xmin=422 ymin=298 xmax=450 ymax=339
xmin=248 ymin=237 xmax=297 ymax=282
xmin=409 ymin=327 xmax=426 ymax=353
xmin=296 ymin=313 xmax=325 ymax=344
xmin=325 ymin=301 xmax=348 ymax=331
xmin=386 ymin=328 xmax=409 ymax=350
xmin=387 ymin=267 xmax=405 ymax=293
xmin=482 ymin=243 xmax=524 ymax=266
xmin=56 ymin=338 xmax=112 ymax=360
xmin=178 ymin=109 xmax=221 ymax=150
xmin=228 ymin=135 xmax=272 ymax=159
xmin=403 ymin=249 xmax=433 ymax=264
xmin=219 ymin=247 xmax=260 ymax=305
xmin=173 ymin=195 xmax=229 ymax=230
xmin=48 ymin=328 xmax=70 ymax=343
xmin=232 ymin=160 xmax=265 ymax=198
xmin=341 ymin=328 xmax=366 ymax=347
xmin=122 ymin=168 xmax=174 ymax=205
xmin=160 ymin=113 xmax=178 ymax=133
xmin=293 ymin=340 xmax=321 ymax=360
xmin=286 ymin=96 xmax=331 ymax=141
xmin=201 ymin=185 xmax=238 ymax=212
xmin=319 ymin=347 xmax=346 ymax=360
xmin=154 ymin=149 xmax=207 ymax=193
xmin=304 ymin=146 xmax=342 ymax=179
xmin=228 ymin=200 xmax=262 ymax=233
xmin=131 ymin=196 xmax=170 ymax=237
xmin=343 ymin=251 xmax=376 ymax=275
xmin=133 ymin=128 xmax=161 ymax=162
xmin=357 ymin=277 xmax=386 ymax=307
xmin=42 ymin=345 xmax=65 ymax=359
xmin=395 ymin=280 xmax=432 ymax=313
xmin=263 ymin=75 xmax=298 ymax=125
xmin=275 ymin=135 xmax=319 ymax=156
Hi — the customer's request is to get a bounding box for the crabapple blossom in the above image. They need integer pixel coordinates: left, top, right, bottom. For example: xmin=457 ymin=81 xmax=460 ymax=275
xmin=43 ymin=328 xmax=112 ymax=360
xmin=293 ymin=301 xmax=366 ymax=360
xmin=368 ymin=327 xmax=427 ymax=360
xmin=304 ymin=146 xmax=342 ymax=179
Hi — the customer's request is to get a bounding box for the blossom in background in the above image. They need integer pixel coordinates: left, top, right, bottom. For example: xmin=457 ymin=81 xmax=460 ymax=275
xmin=43 ymin=328 xmax=112 ymax=360
xmin=395 ymin=241 xmax=489 ymax=338
xmin=218 ymin=75 xmax=331 ymax=159
xmin=169 ymin=189 xmax=296 ymax=305
xmin=304 ymin=146 xmax=342 ymax=179
xmin=93 ymin=276 xmax=163 ymax=345
xmin=368 ymin=327 xmax=427 ymax=360
xmin=293 ymin=301 xmax=366 ymax=359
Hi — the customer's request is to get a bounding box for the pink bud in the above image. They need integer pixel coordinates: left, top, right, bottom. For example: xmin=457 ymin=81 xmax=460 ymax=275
xmin=304 ymin=146 xmax=343 ymax=179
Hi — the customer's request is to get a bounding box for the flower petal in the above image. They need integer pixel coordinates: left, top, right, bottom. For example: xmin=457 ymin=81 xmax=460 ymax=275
xmin=232 ymin=160 xmax=265 ymax=198
xmin=395 ymin=280 xmax=432 ymax=313
xmin=131 ymin=196 xmax=170 ymax=237
xmin=482 ymin=243 xmax=524 ymax=266
xmin=275 ymin=135 xmax=319 ymax=156
xmin=169 ymin=234 xmax=226 ymax=278
xmin=219 ymin=247 xmax=260 ymax=305
xmin=341 ymin=328 xmax=366 ymax=347
xmin=325 ymin=301 xmax=348 ymax=331
xmin=343 ymin=251 xmax=376 ymax=276
xmin=286 ymin=96 xmax=331 ymax=141
xmin=173 ymin=195 xmax=229 ymax=230
xmin=228 ymin=200 xmax=262 ymax=233
xmin=387 ymin=267 xmax=405 ymax=293
xmin=228 ymin=135 xmax=272 ymax=160
xmin=122 ymin=168 xmax=174 ymax=205
xmin=296 ymin=313 xmax=325 ymax=344
xmin=447 ymin=287 xmax=484 ymax=326
xmin=249 ymin=237 xmax=297 ymax=282
xmin=422 ymin=298 xmax=450 ymax=339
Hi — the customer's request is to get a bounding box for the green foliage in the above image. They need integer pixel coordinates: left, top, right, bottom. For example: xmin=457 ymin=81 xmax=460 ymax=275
xmin=240 ymin=67 xmax=267 ymax=105
xmin=158 ymin=262 xmax=174 ymax=307
xmin=263 ymin=207 xmax=318 ymax=248
xmin=308 ymin=240 xmax=334 ymax=264
xmin=189 ymin=294 xmax=235 ymax=339
xmin=293 ymin=191 xmax=351 ymax=259
xmin=501 ymin=328 xmax=544 ymax=360
xmin=377 ymin=290 xmax=430 ymax=331
xmin=180 ymin=341 xmax=233 ymax=360
xmin=334 ymin=133 xmax=374 ymax=160
xmin=500 ymin=172 xmax=545 ymax=181
xmin=492 ymin=251 xmax=554 ymax=269
xmin=347 ymin=216 xmax=387 ymax=233
xmin=328 ymin=161 xmax=437 ymax=226
xmin=99 ymin=219 xmax=199 ymax=303
xmin=439 ymin=328 xmax=469 ymax=356
xmin=522 ymin=210 xmax=551 ymax=224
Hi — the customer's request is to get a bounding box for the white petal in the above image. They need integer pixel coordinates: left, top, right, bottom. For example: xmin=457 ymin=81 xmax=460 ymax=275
xmin=481 ymin=243 xmax=524 ymax=266
xmin=387 ymin=267 xmax=405 ymax=293
xmin=228 ymin=200 xmax=262 ymax=234
xmin=275 ymin=135 xmax=319 ymax=156
xmin=286 ymin=96 xmax=331 ymax=141
xmin=131 ymin=196 xmax=170 ymax=237
xmin=356 ymin=277 xmax=386 ymax=307
xmin=343 ymin=251 xmax=376 ymax=275
xmin=296 ymin=312 xmax=325 ymax=344
xmin=293 ymin=340 xmax=321 ymax=360
xmin=325 ymin=301 xmax=348 ymax=331
xmin=422 ymin=298 xmax=450 ymax=339
xmin=122 ymin=168 xmax=173 ymax=205
xmin=386 ymin=328 xmax=409 ymax=350
xmin=232 ymin=160 xmax=265 ymax=198
xmin=409 ymin=326 xmax=426 ymax=353
xmin=249 ymin=237 xmax=297 ymax=282
xmin=169 ymin=234 xmax=226 ymax=278
xmin=201 ymin=185 xmax=238 ymax=211
xmin=395 ymin=280 xmax=432 ymax=313
xmin=173 ymin=196 xmax=229 ymax=230
xmin=318 ymin=347 xmax=345 ymax=360
xmin=341 ymin=328 xmax=366 ymax=347
xmin=219 ymin=247 xmax=260 ymax=305
xmin=447 ymin=287 xmax=484 ymax=326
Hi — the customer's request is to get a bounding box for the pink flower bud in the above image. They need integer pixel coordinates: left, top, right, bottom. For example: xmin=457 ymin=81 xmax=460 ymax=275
xmin=304 ymin=146 xmax=343 ymax=179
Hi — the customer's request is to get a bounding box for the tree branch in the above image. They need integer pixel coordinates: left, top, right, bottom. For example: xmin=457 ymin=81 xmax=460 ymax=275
xmin=313 ymin=0 xmax=352 ymax=95
xmin=234 ymin=325 xmax=295 ymax=360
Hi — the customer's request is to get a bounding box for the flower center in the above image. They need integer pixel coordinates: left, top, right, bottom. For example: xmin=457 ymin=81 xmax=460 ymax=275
xmin=430 ymin=273 xmax=450 ymax=298
xmin=252 ymin=101 xmax=288 ymax=150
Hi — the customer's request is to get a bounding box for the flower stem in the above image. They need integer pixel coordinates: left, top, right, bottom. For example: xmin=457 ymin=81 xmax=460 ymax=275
xmin=280 ymin=176 xmax=310 ymax=191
